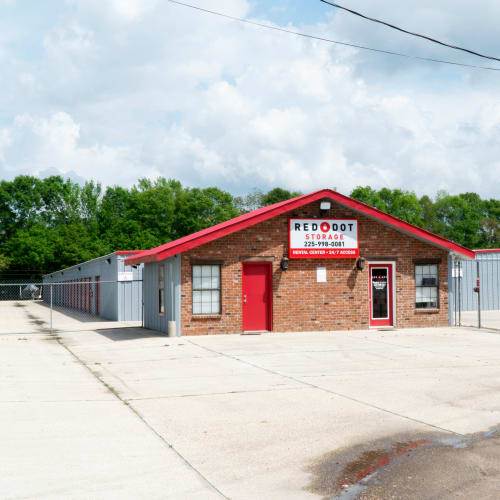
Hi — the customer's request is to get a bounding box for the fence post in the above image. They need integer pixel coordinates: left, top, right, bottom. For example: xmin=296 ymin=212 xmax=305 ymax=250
xmin=476 ymin=261 xmax=481 ymax=329
xmin=453 ymin=261 xmax=457 ymax=326
xmin=458 ymin=261 xmax=462 ymax=327
xmin=50 ymin=284 xmax=53 ymax=334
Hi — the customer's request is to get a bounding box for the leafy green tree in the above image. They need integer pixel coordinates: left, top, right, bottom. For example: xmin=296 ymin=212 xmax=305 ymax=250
xmin=234 ymin=187 xmax=302 ymax=213
xmin=261 ymin=188 xmax=302 ymax=206
xmin=0 ymin=173 xmax=497 ymax=277
xmin=234 ymin=189 xmax=264 ymax=214
xmin=350 ymin=186 xmax=385 ymax=210
xmin=480 ymin=199 xmax=500 ymax=248
xmin=350 ymin=186 xmax=423 ymax=226
xmin=173 ymin=186 xmax=240 ymax=238
xmin=0 ymin=254 xmax=10 ymax=273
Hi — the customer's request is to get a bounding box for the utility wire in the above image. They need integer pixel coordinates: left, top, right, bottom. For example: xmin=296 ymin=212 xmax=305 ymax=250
xmin=165 ymin=0 xmax=500 ymax=72
xmin=321 ymin=0 xmax=500 ymax=63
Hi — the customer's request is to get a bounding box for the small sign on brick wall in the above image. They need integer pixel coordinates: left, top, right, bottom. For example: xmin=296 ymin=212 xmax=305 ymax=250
xmin=316 ymin=267 xmax=327 ymax=283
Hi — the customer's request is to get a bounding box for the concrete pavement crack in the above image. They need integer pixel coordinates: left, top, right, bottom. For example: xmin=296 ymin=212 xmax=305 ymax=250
xmin=53 ymin=334 xmax=230 ymax=500
xmin=187 ymin=339 xmax=464 ymax=437
xmin=127 ymin=385 xmax=309 ymax=401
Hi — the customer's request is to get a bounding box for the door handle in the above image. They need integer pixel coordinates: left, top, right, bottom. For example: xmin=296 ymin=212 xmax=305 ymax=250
xmin=243 ymin=295 xmax=247 ymax=304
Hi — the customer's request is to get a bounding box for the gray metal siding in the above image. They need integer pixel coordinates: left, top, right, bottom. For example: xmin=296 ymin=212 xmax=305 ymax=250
xmin=42 ymin=253 xmax=143 ymax=321
xmin=116 ymin=256 xmax=143 ymax=321
xmin=143 ymin=255 xmax=181 ymax=335
xmin=449 ymin=251 xmax=500 ymax=314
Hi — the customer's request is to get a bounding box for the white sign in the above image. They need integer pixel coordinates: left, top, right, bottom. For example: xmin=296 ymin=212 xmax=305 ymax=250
xmin=289 ymin=219 xmax=359 ymax=259
xmin=452 ymin=268 xmax=463 ymax=278
xmin=316 ymin=267 xmax=327 ymax=283
xmin=118 ymin=272 xmax=134 ymax=282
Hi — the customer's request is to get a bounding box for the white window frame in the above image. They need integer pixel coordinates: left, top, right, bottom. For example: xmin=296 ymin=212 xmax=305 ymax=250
xmin=415 ymin=263 xmax=439 ymax=309
xmin=192 ymin=264 xmax=221 ymax=315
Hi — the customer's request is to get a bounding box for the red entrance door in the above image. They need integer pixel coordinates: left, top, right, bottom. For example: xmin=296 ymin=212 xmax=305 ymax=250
xmin=242 ymin=263 xmax=272 ymax=332
xmin=369 ymin=264 xmax=394 ymax=327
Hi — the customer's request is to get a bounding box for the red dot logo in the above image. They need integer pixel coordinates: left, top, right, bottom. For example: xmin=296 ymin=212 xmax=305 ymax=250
xmin=320 ymin=222 xmax=330 ymax=232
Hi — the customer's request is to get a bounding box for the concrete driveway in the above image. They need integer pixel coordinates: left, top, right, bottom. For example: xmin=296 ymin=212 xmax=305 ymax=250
xmin=2 ymin=304 xmax=500 ymax=499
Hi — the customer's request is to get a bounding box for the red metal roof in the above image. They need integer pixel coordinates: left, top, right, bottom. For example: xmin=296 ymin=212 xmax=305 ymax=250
xmin=115 ymin=250 xmax=143 ymax=255
xmin=125 ymin=189 xmax=475 ymax=265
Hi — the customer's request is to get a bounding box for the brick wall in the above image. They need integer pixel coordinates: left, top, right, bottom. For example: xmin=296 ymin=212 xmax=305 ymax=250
xmin=180 ymin=200 xmax=449 ymax=335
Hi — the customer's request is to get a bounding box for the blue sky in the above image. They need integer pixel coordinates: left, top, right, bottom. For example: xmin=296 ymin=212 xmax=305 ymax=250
xmin=0 ymin=0 xmax=498 ymax=197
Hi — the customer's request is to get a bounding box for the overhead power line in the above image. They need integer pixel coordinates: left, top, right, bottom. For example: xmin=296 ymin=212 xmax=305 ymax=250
xmin=320 ymin=0 xmax=500 ymax=63
xmin=165 ymin=0 xmax=500 ymax=72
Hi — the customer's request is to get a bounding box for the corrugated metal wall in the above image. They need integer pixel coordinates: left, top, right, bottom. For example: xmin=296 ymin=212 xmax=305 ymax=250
xmin=42 ymin=253 xmax=143 ymax=321
xmin=449 ymin=251 xmax=500 ymax=317
xmin=143 ymin=255 xmax=181 ymax=335
xmin=117 ymin=256 xmax=143 ymax=321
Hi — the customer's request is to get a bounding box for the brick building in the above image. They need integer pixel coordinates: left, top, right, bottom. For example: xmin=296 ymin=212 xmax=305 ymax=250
xmin=126 ymin=189 xmax=474 ymax=336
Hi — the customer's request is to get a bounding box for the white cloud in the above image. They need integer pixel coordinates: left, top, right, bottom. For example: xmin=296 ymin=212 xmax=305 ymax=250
xmin=0 ymin=0 xmax=498 ymax=198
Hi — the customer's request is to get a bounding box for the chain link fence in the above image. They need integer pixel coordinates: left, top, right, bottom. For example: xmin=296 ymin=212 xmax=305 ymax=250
xmin=450 ymin=256 xmax=500 ymax=331
xmin=0 ymin=279 xmax=143 ymax=335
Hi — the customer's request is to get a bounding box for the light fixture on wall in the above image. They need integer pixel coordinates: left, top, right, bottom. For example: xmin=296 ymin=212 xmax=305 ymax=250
xmin=280 ymin=257 xmax=289 ymax=271
xmin=356 ymin=257 xmax=366 ymax=271
xmin=320 ymin=200 xmax=331 ymax=216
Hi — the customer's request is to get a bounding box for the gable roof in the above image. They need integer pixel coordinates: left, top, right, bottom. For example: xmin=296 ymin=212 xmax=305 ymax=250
xmin=125 ymin=188 xmax=475 ymax=265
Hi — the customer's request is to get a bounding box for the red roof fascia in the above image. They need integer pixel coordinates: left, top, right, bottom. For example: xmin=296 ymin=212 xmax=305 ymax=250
xmin=115 ymin=250 xmax=143 ymax=255
xmin=474 ymin=248 xmax=500 ymax=253
xmin=125 ymin=189 xmax=475 ymax=265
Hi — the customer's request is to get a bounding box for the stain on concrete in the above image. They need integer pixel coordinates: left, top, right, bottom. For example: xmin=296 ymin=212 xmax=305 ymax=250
xmin=306 ymin=433 xmax=430 ymax=499
xmin=306 ymin=426 xmax=500 ymax=500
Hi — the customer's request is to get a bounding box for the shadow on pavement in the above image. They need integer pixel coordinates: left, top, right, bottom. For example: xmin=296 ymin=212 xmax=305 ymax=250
xmin=93 ymin=327 xmax=168 ymax=342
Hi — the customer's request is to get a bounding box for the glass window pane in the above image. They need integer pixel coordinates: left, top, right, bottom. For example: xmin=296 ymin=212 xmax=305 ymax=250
xmin=415 ymin=275 xmax=423 ymax=286
xmin=192 ymin=265 xmax=221 ymax=314
xmin=429 ymin=265 xmax=437 ymax=277
xmin=159 ymin=289 xmax=164 ymax=314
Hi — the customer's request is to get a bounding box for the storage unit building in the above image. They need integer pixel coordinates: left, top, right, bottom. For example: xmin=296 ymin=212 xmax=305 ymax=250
xmin=43 ymin=251 xmax=143 ymax=321
xmin=126 ymin=189 xmax=475 ymax=336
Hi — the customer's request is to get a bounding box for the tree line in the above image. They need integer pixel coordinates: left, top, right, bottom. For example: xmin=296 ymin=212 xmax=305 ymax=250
xmin=0 ymin=176 xmax=497 ymax=278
